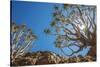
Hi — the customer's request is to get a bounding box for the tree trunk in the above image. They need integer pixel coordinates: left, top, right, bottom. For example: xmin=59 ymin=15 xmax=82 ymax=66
xmin=87 ymin=45 xmax=96 ymax=61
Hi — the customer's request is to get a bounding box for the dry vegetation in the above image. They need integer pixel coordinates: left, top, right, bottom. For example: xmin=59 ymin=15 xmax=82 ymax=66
xmin=11 ymin=51 xmax=95 ymax=66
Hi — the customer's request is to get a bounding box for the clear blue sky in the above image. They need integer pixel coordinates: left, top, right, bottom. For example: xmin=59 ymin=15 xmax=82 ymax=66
xmin=11 ymin=1 xmax=90 ymax=57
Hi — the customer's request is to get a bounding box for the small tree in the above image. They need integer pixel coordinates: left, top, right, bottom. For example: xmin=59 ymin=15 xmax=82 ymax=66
xmin=44 ymin=4 xmax=96 ymax=59
xmin=11 ymin=22 xmax=37 ymax=64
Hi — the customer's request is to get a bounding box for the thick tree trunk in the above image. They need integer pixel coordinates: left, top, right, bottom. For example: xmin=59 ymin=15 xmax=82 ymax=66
xmin=87 ymin=45 xmax=96 ymax=61
xmin=87 ymin=32 xmax=96 ymax=60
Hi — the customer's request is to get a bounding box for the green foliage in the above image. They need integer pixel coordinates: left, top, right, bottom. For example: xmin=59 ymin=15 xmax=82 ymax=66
xmin=44 ymin=28 xmax=51 ymax=34
xmin=50 ymin=21 xmax=56 ymax=27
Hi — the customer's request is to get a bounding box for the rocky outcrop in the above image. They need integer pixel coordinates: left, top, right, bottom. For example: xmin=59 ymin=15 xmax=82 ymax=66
xmin=11 ymin=51 xmax=96 ymax=66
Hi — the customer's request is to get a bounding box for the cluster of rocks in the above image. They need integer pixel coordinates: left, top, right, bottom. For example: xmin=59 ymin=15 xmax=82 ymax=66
xmin=11 ymin=51 xmax=96 ymax=66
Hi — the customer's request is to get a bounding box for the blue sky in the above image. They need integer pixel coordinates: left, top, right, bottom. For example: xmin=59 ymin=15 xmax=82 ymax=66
xmin=11 ymin=1 xmax=89 ymax=57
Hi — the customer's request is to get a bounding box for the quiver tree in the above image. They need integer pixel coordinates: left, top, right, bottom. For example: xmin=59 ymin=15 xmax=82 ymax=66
xmin=44 ymin=4 xmax=96 ymax=59
xmin=11 ymin=22 xmax=37 ymax=64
